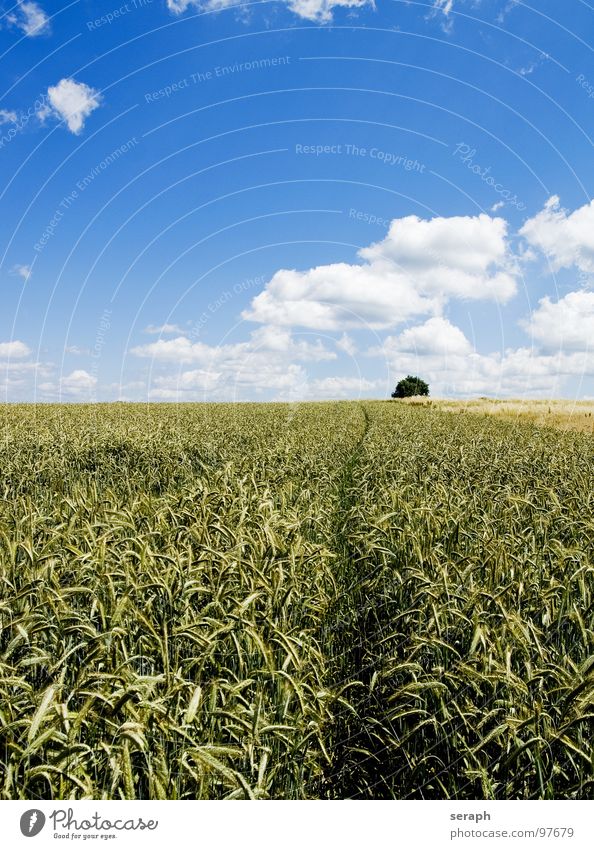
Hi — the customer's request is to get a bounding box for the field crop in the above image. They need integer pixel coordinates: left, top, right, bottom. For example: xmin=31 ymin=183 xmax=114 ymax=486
xmin=0 ymin=402 xmax=593 ymax=800
xmin=401 ymin=397 xmax=594 ymax=434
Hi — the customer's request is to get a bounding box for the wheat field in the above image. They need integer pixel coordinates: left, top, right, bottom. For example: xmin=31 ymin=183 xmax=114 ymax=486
xmin=0 ymin=402 xmax=593 ymax=800
xmin=401 ymin=397 xmax=594 ymax=434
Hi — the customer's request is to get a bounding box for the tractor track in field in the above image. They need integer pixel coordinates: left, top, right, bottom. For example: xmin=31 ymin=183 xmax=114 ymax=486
xmin=327 ymin=403 xmax=387 ymax=615
xmin=319 ymin=402 xmax=407 ymax=799
xmin=329 ymin=401 xmax=371 ymax=603
xmin=316 ymin=402 xmax=382 ymax=798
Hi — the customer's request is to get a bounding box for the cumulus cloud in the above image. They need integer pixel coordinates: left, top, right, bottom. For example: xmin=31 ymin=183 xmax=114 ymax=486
xmin=146 ymin=364 xmax=382 ymax=402
xmin=132 ymin=336 xmax=213 ymax=364
xmin=7 ymin=1 xmax=50 ymax=36
xmin=359 ymin=214 xmax=517 ymax=300
xmin=132 ymin=326 xmax=336 ymax=365
xmin=0 ymin=340 xmax=31 ymax=358
xmin=0 ymin=342 xmax=52 ymax=403
xmin=133 ymin=310 xmax=591 ymax=402
xmin=385 ymin=317 xmax=473 ymax=357
xmin=482 ymin=349 xmax=594 ymax=394
xmin=149 ymin=362 xmax=308 ymax=400
xmin=40 ymin=369 xmax=97 ymax=398
xmin=148 ymin=368 xmax=221 ymax=398
xmin=375 ymin=333 xmax=594 ymax=399
xmin=369 ymin=304 xmax=594 ymax=398
xmin=304 ymin=375 xmax=381 ymax=399
xmin=336 ymin=333 xmax=357 ymax=356
xmin=245 ymin=213 xmax=517 ymax=331
xmin=38 ymin=78 xmax=102 ymax=135
xmin=243 ymin=262 xmax=438 ymax=331
xmin=61 ymin=369 xmax=97 ymax=392
xmin=2 ymin=361 xmax=42 ymax=373
xmin=132 ymin=326 xmax=337 ymax=399
xmin=520 ymin=196 xmax=594 ymax=273
xmin=166 ymin=0 xmax=371 ymax=23
xmin=522 ymin=290 xmax=594 ymax=351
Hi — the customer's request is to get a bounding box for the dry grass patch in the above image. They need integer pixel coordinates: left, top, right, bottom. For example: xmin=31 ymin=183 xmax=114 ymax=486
xmin=397 ymin=397 xmax=594 ymax=434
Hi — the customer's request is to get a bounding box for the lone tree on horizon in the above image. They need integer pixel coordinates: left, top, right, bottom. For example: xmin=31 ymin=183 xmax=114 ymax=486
xmin=392 ymin=375 xmax=430 ymax=399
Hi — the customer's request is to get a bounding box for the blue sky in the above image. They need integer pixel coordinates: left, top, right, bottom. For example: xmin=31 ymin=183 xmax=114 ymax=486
xmin=1 ymin=0 xmax=594 ymax=401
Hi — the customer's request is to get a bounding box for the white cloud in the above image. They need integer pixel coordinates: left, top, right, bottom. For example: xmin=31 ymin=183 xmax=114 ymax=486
xmin=243 ymin=262 xmax=439 ymax=331
xmin=497 ymin=0 xmax=519 ymax=24
xmin=518 ymin=59 xmax=539 ymax=77
xmin=432 ymin=0 xmax=453 ymax=15
xmin=150 ymin=368 xmax=221 ymax=397
xmin=249 ymin=324 xmax=337 ymax=360
xmin=39 ymin=78 xmax=102 ymax=135
xmin=166 ymin=0 xmax=371 ymax=23
xmin=474 ymin=349 xmax=594 ymax=393
xmin=430 ymin=0 xmax=454 ymax=31
xmin=39 ymin=369 xmax=97 ymax=398
xmin=144 ymin=323 xmax=187 ymax=335
xmin=132 ymin=309 xmax=592 ymax=402
xmin=11 ymin=264 xmax=32 ymax=282
xmin=0 ymin=109 xmax=17 ymax=124
xmin=304 ymin=375 xmax=381 ymax=399
xmin=132 ymin=336 xmax=213 ymax=364
xmin=359 ymin=214 xmax=517 ymax=300
xmin=132 ymin=326 xmax=338 ymax=400
xmin=147 ymin=365 xmax=384 ymax=402
xmin=132 ymin=326 xmax=336 ymax=365
xmin=245 ymin=213 xmax=517 ymax=331
xmin=386 ymin=317 xmax=473 ymax=356
xmin=373 ymin=314 xmax=594 ymax=398
xmin=149 ymin=362 xmax=308 ymax=400
xmin=522 ymin=290 xmax=594 ymax=351
xmin=126 ymin=298 xmax=594 ymax=401
xmin=65 ymin=345 xmax=90 ymax=355
xmin=2 ymin=360 xmax=42 ymax=373
xmin=0 ymin=353 xmax=66 ymax=400
xmin=0 ymin=340 xmax=31 ymax=358
xmin=520 ymin=196 xmax=594 ymax=273
xmin=0 ymin=349 xmax=50 ymax=403
xmin=286 ymin=0 xmax=370 ymax=21
xmin=336 ymin=333 xmax=357 ymax=356
xmin=378 ymin=346 xmax=594 ymax=398
xmin=62 ymin=369 xmax=97 ymax=392
xmin=491 ymin=201 xmax=504 ymax=212
xmin=8 ymin=1 xmax=50 ymax=36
